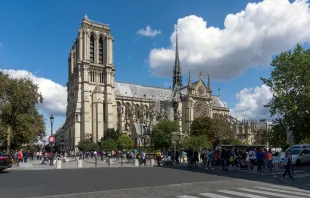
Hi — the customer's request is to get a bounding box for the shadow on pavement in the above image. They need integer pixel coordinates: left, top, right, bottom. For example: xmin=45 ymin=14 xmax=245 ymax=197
xmin=156 ymin=163 xmax=310 ymax=190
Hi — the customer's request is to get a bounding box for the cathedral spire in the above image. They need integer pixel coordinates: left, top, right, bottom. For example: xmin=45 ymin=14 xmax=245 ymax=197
xmin=207 ymin=74 xmax=211 ymax=92
xmin=188 ymin=70 xmax=193 ymax=89
xmin=172 ymin=24 xmax=182 ymax=89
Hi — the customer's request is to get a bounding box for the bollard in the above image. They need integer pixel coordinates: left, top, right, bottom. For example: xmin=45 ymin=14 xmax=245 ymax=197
xmin=134 ymin=159 xmax=139 ymax=166
xmin=108 ymin=158 xmax=113 ymax=166
xmin=56 ymin=159 xmax=62 ymax=169
xmin=121 ymin=158 xmax=124 ymax=166
xmin=77 ymin=159 xmax=83 ymax=168
xmin=150 ymin=159 xmax=154 ymax=166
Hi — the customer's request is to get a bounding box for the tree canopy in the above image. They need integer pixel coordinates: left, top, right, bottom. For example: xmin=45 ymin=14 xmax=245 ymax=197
xmin=0 ymin=72 xmax=45 ymax=147
xmin=151 ymin=120 xmax=179 ymax=150
xmin=77 ymin=140 xmax=99 ymax=152
xmin=100 ymin=138 xmax=118 ymax=151
xmin=190 ymin=116 xmax=213 ymax=136
xmin=261 ymin=44 xmax=310 ymax=142
xmin=180 ymin=135 xmax=212 ymax=151
xmin=117 ymin=134 xmax=133 ymax=150
xmin=190 ymin=115 xmax=235 ymax=143
xmin=103 ymin=128 xmax=121 ymax=140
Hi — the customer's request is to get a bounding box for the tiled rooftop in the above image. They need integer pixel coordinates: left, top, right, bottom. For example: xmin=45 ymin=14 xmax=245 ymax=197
xmin=115 ymin=82 xmax=227 ymax=108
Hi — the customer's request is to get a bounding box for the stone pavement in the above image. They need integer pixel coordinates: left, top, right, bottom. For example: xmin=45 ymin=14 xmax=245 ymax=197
xmin=9 ymin=158 xmax=150 ymax=171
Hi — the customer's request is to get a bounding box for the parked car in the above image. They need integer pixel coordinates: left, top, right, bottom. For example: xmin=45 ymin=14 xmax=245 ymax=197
xmin=0 ymin=152 xmax=12 ymax=172
xmin=280 ymin=148 xmax=310 ymax=165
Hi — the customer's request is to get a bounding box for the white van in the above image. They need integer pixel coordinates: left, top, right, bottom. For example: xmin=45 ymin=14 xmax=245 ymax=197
xmin=286 ymin=144 xmax=310 ymax=152
xmin=280 ymin=144 xmax=310 ymax=164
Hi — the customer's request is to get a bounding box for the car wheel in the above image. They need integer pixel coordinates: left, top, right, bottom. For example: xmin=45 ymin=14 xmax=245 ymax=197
xmin=296 ymin=159 xmax=301 ymax=166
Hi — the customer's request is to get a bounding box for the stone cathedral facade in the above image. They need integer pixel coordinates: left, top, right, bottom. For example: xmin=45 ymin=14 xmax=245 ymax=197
xmin=64 ymin=16 xmax=232 ymax=151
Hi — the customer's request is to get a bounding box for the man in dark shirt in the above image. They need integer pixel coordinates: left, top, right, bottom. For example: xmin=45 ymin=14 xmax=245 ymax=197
xmin=256 ymin=148 xmax=264 ymax=172
xmin=187 ymin=148 xmax=193 ymax=168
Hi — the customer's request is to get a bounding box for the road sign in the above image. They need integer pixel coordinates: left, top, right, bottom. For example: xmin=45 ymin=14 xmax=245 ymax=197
xmin=210 ymin=138 xmax=216 ymax=143
xmin=48 ymin=136 xmax=55 ymax=143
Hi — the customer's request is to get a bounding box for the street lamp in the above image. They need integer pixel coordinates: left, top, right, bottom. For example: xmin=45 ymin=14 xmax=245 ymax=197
xmin=50 ymin=114 xmax=54 ymax=136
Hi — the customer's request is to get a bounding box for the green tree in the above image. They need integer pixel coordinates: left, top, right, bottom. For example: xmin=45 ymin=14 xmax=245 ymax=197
xmin=100 ymin=138 xmax=118 ymax=151
xmin=180 ymin=135 xmax=212 ymax=151
xmin=261 ymin=44 xmax=310 ymax=141
xmin=117 ymin=134 xmax=133 ymax=150
xmin=103 ymin=128 xmax=121 ymax=140
xmin=266 ymin=120 xmax=288 ymax=148
xmin=190 ymin=116 xmax=213 ymax=136
xmin=0 ymin=72 xmax=45 ymax=147
xmin=77 ymin=140 xmax=99 ymax=151
xmin=212 ymin=117 xmax=235 ymax=141
xmin=151 ymin=120 xmax=179 ymax=150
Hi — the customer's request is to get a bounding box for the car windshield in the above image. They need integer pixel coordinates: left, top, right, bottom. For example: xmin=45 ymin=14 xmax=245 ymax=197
xmin=289 ymin=149 xmax=301 ymax=155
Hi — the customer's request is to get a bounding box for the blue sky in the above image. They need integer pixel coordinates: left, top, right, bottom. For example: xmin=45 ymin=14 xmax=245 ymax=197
xmin=1 ymin=0 xmax=309 ymax=134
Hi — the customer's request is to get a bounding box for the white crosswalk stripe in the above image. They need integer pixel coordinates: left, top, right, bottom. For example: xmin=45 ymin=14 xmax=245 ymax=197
xmin=236 ymin=169 xmax=309 ymax=178
xmin=239 ymin=188 xmax=304 ymax=198
xmin=199 ymin=193 xmax=230 ymax=198
xmin=175 ymin=185 xmax=310 ymax=198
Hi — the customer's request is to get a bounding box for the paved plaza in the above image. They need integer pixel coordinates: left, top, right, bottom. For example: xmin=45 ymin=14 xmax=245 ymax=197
xmin=1 ymin=162 xmax=310 ymax=198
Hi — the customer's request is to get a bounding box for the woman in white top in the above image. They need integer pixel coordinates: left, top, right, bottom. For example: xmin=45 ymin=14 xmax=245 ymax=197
xmin=273 ymin=151 xmax=280 ymax=177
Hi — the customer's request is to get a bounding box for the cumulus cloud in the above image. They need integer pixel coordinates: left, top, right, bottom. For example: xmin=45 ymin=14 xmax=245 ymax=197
xmin=149 ymin=0 xmax=310 ymax=79
xmin=137 ymin=25 xmax=161 ymax=37
xmin=231 ymin=85 xmax=273 ymax=120
xmin=1 ymin=69 xmax=67 ymax=117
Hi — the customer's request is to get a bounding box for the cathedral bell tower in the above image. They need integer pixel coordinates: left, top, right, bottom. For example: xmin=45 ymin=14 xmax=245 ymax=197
xmin=65 ymin=15 xmax=117 ymax=148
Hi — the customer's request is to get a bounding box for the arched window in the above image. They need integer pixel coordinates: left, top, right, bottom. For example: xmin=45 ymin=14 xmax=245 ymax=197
xmin=99 ymin=71 xmax=104 ymax=84
xmin=90 ymin=35 xmax=94 ymax=63
xmin=99 ymin=37 xmax=103 ymax=64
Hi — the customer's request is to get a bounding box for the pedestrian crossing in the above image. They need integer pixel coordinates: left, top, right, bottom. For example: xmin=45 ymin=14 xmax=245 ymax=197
xmin=175 ymin=185 xmax=310 ymax=198
xmin=235 ymin=168 xmax=310 ymax=178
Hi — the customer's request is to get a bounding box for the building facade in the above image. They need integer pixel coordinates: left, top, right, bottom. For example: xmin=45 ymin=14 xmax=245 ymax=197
xmin=65 ymin=16 xmax=240 ymax=151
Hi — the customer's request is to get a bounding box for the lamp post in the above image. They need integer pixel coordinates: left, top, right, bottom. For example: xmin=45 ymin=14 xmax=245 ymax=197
xmin=49 ymin=114 xmax=55 ymax=165
xmin=50 ymin=114 xmax=54 ymax=136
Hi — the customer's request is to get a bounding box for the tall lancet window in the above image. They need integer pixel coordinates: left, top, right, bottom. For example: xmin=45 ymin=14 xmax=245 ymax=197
xmin=90 ymin=35 xmax=94 ymax=63
xmin=99 ymin=71 xmax=104 ymax=84
xmin=99 ymin=37 xmax=103 ymax=64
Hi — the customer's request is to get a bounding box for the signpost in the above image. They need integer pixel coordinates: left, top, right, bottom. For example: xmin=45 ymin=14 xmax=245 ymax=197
xmin=48 ymin=136 xmax=55 ymax=143
xmin=48 ymin=136 xmax=55 ymax=166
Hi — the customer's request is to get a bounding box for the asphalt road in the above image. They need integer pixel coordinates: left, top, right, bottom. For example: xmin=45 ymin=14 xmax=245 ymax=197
xmin=0 ymin=165 xmax=309 ymax=198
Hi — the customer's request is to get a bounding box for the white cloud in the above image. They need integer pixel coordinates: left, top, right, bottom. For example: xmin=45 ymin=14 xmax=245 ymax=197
xmin=231 ymin=85 xmax=273 ymax=120
xmin=1 ymin=69 xmax=67 ymax=117
xmin=149 ymin=0 xmax=310 ymax=79
xmin=137 ymin=25 xmax=161 ymax=37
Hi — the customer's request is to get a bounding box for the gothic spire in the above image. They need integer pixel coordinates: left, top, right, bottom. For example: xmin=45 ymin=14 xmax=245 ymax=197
xmin=173 ymin=24 xmax=182 ymax=89
xmin=207 ymin=74 xmax=212 ymax=92
xmin=187 ymin=70 xmax=193 ymax=89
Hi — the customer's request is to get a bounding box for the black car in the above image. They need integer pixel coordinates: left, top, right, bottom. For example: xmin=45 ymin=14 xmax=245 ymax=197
xmin=0 ymin=152 xmax=12 ymax=172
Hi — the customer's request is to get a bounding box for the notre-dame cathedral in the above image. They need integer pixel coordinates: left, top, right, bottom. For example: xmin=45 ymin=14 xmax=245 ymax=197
xmin=63 ymin=16 xmax=267 ymax=151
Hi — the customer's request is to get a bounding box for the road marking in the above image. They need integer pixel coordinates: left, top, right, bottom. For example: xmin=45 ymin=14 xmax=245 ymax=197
xmin=239 ymin=188 xmax=304 ymax=198
xmin=271 ymin=185 xmax=310 ymax=192
xmin=219 ymin=190 xmax=267 ymax=198
xmin=199 ymin=192 xmax=231 ymax=198
xmin=260 ymin=170 xmax=304 ymax=175
xmin=293 ymin=173 xmax=310 ymax=178
xmin=26 ymin=180 xmax=242 ymax=198
xmin=177 ymin=196 xmax=199 ymax=198
xmin=255 ymin=186 xmax=310 ymax=196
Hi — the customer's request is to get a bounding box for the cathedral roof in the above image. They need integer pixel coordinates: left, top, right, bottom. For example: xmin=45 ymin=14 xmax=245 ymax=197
xmin=115 ymin=82 xmax=227 ymax=108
